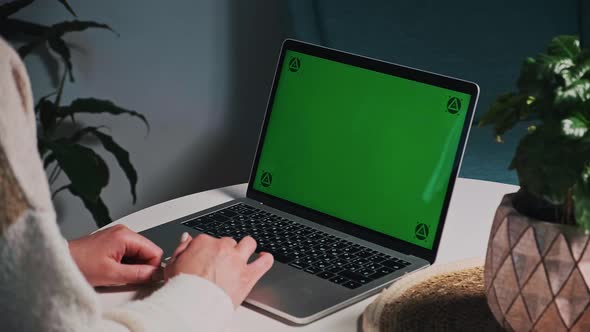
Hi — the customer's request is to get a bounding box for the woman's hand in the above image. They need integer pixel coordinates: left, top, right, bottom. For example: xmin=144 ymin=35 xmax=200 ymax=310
xmin=165 ymin=234 xmax=274 ymax=308
xmin=69 ymin=225 xmax=163 ymax=287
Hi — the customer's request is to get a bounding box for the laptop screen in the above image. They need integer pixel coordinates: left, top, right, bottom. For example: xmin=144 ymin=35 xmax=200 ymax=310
xmin=252 ymin=48 xmax=472 ymax=250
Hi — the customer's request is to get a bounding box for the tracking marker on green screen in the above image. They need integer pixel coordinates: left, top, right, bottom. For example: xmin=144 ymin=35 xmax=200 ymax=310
xmin=446 ymin=96 xmax=462 ymax=114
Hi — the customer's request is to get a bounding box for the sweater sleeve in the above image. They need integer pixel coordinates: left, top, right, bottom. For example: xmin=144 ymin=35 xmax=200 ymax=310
xmin=0 ymin=37 xmax=234 ymax=332
xmin=105 ymin=275 xmax=234 ymax=331
xmin=0 ymin=209 xmax=234 ymax=332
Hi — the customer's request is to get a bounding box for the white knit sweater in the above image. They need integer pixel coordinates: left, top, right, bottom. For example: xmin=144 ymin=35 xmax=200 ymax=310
xmin=0 ymin=38 xmax=233 ymax=331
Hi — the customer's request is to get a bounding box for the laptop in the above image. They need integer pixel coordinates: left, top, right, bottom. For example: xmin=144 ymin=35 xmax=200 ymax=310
xmin=140 ymin=39 xmax=479 ymax=324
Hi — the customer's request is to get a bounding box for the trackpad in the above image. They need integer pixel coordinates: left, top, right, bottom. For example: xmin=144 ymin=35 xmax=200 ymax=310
xmin=246 ymin=263 xmax=350 ymax=320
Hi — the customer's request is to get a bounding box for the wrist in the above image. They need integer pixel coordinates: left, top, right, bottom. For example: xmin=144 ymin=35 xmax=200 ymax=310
xmin=67 ymin=238 xmax=84 ymax=266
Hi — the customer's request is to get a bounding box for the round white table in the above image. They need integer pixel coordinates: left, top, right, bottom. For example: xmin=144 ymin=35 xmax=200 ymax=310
xmin=98 ymin=178 xmax=518 ymax=331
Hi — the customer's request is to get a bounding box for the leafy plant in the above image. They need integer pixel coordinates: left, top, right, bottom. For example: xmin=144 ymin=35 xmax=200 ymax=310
xmin=0 ymin=0 xmax=148 ymax=227
xmin=479 ymin=35 xmax=590 ymax=232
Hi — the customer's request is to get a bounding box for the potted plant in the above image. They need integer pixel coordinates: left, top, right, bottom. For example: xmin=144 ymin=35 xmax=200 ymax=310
xmin=0 ymin=1 xmax=147 ymax=228
xmin=479 ymin=35 xmax=590 ymax=331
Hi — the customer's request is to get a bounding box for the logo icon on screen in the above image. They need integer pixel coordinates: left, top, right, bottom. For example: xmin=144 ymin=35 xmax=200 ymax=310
xmin=288 ymin=57 xmax=301 ymax=72
xmin=261 ymin=171 xmax=273 ymax=187
xmin=446 ymin=96 xmax=462 ymax=114
xmin=415 ymin=223 xmax=429 ymax=240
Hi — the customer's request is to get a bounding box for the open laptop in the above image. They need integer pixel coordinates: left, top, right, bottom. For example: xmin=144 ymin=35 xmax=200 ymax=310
xmin=140 ymin=39 xmax=479 ymax=324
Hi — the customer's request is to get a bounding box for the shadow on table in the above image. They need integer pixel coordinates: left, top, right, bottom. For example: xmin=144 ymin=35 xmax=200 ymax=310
xmin=96 ymin=282 xmax=163 ymax=301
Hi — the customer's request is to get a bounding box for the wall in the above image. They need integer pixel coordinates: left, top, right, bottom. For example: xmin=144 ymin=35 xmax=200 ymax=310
xmin=16 ymin=0 xmax=289 ymax=239
xmin=287 ymin=0 xmax=579 ymax=185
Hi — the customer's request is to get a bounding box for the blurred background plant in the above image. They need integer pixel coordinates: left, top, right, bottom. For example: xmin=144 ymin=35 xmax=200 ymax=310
xmin=479 ymin=35 xmax=590 ymax=232
xmin=0 ymin=0 xmax=148 ymax=227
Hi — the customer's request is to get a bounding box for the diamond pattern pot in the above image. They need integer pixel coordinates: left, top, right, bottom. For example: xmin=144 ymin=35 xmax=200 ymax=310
xmin=484 ymin=194 xmax=590 ymax=331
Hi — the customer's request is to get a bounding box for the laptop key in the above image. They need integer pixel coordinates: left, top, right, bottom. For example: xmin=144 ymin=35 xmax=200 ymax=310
xmin=316 ymin=254 xmax=336 ymax=262
xmin=355 ymin=258 xmax=371 ymax=266
xmin=343 ymin=246 xmax=362 ymax=254
xmin=338 ymin=252 xmax=355 ymax=260
xmin=218 ymin=210 xmax=237 ymax=218
xmin=398 ymin=259 xmax=411 ymax=266
xmin=342 ymin=280 xmax=362 ymax=289
xmin=368 ymin=255 xmax=387 ymax=264
xmin=203 ymin=216 xmax=219 ymax=223
xmin=314 ymin=262 xmax=332 ymax=270
xmin=304 ymin=266 xmax=321 ymax=274
xmin=358 ymin=268 xmax=377 ymax=277
xmin=330 ymin=241 xmax=349 ymax=249
xmin=316 ymin=271 xmax=335 ymax=279
xmin=364 ymin=263 xmax=382 ymax=271
xmin=191 ymin=224 xmax=205 ymax=231
xmin=342 ymin=263 xmax=363 ymax=272
xmin=331 ymin=259 xmax=348 ymax=268
xmin=210 ymin=213 xmax=229 ymax=222
xmin=381 ymin=259 xmax=405 ymax=270
xmin=367 ymin=271 xmax=388 ymax=280
xmin=289 ymin=260 xmax=308 ymax=270
xmin=356 ymin=250 xmax=374 ymax=259
xmin=273 ymin=253 xmax=296 ymax=264
xmin=183 ymin=219 xmax=199 ymax=228
xmin=328 ymin=266 xmax=345 ymax=274
xmin=300 ymin=257 xmax=316 ymax=265
xmin=339 ymin=270 xmax=372 ymax=284
xmin=329 ymin=276 xmax=348 ymax=284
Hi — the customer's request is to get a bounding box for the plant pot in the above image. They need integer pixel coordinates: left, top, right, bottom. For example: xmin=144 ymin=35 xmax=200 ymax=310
xmin=484 ymin=193 xmax=590 ymax=331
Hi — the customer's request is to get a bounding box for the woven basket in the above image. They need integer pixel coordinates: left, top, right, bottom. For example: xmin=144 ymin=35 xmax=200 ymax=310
xmin=363 ymin=257 xmax=502 ymax=331
xmin=484 ymin=193 xmax=590 ymax=331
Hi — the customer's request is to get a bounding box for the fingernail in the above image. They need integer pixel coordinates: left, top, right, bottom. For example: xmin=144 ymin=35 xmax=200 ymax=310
xmin=161 ymin=256 xmax=172 ymax=268
xmin=180 ymin=232 xmax=190 ymax=243
xmin=151 ymin=266 xmax=165 ymax=282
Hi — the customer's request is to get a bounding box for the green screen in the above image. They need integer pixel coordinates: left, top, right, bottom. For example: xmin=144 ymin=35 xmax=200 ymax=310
xmin=253 ymin=50 xmax=470 ymax=249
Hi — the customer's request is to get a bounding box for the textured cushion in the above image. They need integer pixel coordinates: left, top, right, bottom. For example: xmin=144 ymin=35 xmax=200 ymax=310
xmin=362 ymin=258 xmax=502 ymax=332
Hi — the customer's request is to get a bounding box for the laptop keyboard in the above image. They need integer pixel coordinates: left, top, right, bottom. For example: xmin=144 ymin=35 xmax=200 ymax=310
xmin=182 ymin=203 xmax=412 ymax=289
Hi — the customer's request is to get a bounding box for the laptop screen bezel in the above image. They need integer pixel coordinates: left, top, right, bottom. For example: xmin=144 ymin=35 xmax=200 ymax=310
xmin=246 ymin=39 xmax=479 ymax=264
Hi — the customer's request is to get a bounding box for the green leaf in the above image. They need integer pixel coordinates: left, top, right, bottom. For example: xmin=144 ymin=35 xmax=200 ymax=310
xmin=546 ymin=35 xmax=580 ymax=58
xmin=56 ymin=0 xmax=77 ymax=17
xmin=555 ymin=79 xmax=590 ymax=104
xmin=538 ymin=53 xmax=574 ymax=76
xmin=38 ymin=99 xmax=58 ymax=133
xmin=0 ymin=18 xmax=46 ymax=40
xmin=517 ymin=57 xmax=545 ymax=95
xmin=0 ymin=0 xmax=34 ymax=18
xmin=561 ymin=50 xmax=590 ymax=86
xmin=68 ymin=185 xmax=112 ymax=228
xmin=478 ymin=93 xmax=530 ymax=137
xmin=59 ymin=98 xmax=149 ymax=131
xmin=34 ymin=91 xmax=57 ymax=114
xmin=46 ymin=139 xmax=109 ymax=202
xmin=18 ymin=20 xmax=116 ymax=58
xmin=511 ymin=125 xmax=587 ymax=205
xmin=561 ymin=114 xmax=589 ymax=139
xmin=71 ymin=127 xmax=139 ymax=203
xmin=47 ymin=37 xmax=74 ymax=81
xmin=51 ymin=20 xmax=115 ymax=36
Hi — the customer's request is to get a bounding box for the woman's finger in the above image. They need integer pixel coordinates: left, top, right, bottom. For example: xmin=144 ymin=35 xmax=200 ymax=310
xmin=235 ymin=236 xmax=257 ymax=261
xmin=119 ymin=229 xmax=164 ymax=266
xmin=171 ymin=232 xmax=192 ymax=259
xmin=245 ymin=252 xmax=274 ymax=288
